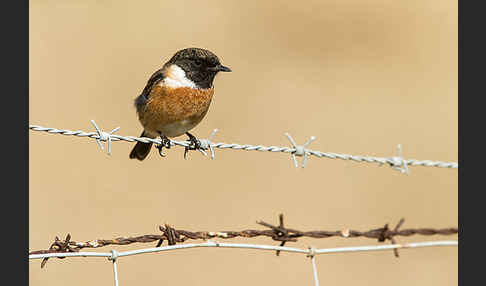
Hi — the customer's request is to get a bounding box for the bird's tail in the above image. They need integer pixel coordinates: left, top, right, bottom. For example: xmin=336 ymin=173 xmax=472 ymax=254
xmin=129 ymin=131 xmax=153 ymax=161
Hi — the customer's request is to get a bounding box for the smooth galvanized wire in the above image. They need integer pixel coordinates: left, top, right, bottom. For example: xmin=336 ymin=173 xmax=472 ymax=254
xmin=308 ymin=247 xmax=319 ymax=286
xmin=109 ymin=250 xmax=119 ymax=286
xmin=29 ymin=121 xmax=458 ymax=170
xmin=29 ymin=237 xmax=457 ymax=286
xmin=29 ymin=240 xmax=458 ymax=261
xmin=29 ymin=239 xmax=458 ymax=286
xmin=29 ymin=240 xmax=458 ymax=260
xmin=29 ymin=240 xmax=458 ymax=286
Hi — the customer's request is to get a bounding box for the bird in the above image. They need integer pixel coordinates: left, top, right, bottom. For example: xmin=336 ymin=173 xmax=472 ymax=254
xmin=129 ymin=47 xmax=231 ymax=161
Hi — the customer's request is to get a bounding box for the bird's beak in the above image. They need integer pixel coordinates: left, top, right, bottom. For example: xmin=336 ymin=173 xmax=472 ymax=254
xmin=218 ymin=65 xmax=232 ymax=72
xmin=211 ymin=65 xmax=232 ymax=72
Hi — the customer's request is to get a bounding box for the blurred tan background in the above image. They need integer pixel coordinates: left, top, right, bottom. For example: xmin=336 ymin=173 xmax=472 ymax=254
xmin=29 ymin=0 xmax=457 ymax=285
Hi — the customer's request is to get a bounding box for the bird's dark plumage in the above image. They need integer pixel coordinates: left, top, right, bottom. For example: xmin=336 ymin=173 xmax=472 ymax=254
xmin=134 ymin=68 xmax=164 ymax=114
xmin=129 ymin=131 xmax=153 ymax=160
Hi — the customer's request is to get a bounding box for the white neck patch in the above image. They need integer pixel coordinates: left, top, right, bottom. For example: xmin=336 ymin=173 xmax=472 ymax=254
xmin=162 ymin=64 xmax=197 ymax=89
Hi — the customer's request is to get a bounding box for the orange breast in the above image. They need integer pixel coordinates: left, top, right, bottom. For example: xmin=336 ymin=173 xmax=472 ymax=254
xmin=138 ymin=85 xmax=214 ymax=136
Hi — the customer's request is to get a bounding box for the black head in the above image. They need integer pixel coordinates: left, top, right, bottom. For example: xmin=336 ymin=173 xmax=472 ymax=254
xmin=165 ymin=48 xmax=231 ymax=89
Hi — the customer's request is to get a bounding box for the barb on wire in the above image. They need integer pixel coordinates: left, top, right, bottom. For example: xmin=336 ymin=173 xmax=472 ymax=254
xmin=40 ymin=234 xmax=78 ymax=268
xmin=90 ymin=120 xmax=120 ymax=156
xmin=389 ymin=144 xmax=409 ymax=174
xmin=29 ymin=214 xmax=458 ymax=268
xmin=159 ymin=224 xmax=181 ymax=246
xmin=198 ymin=129 xmax=218 ymax=159
xmin=29 ymin=121 xmax=458 ymax=172
xmin=285 ymin=133 xmax=316 ymax=168
xmin=257 ymin=213 xmax=301 ymax=256
xmin=374 ymin=218 xmax=405 ymax=257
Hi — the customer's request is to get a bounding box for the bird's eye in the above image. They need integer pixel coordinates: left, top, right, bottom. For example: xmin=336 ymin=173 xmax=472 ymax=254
xmin=194 ymin=60 xmax=202 ymax=66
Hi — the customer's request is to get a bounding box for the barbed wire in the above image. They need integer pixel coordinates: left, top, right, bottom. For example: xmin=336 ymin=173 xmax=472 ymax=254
xmin=29 ymin=120 xmax=458 ymax=171
xmin=29 ymin=215 xmax=458 ymax=286
xmin=29 ymin=215 xmax=458 ymax=269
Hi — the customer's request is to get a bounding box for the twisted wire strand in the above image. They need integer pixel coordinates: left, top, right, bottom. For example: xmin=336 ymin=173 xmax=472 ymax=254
xmin=29 ymin=124 xmax=458 ymax=169
xmin=29 ymin=216 xmax=458 ymax=259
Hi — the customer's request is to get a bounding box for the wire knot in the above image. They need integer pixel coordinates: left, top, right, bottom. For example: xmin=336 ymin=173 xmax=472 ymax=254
xmin=294 ymin=145 xmax=306 ymax=156
xmin=157 ymin=224 xmax=182 ymax=247
xmin=375 ymin=218 xmax=405 ymax=257
xmin=90 ymin=120 xmax=120 ymax=156
xmin=109 ymin=249 xmax=119 ymax=262
xmin=307 ymin=246 xmax=316 ymax=258
xmin=207 ymin=240 xmax=220 ymax=247
xmin=285 ymin=133 xmax=316 ymax=168
xmin=257 ymin=214 xmax=301 ymax=256
xmin=377 ymin=224 xmax=393 ymax=242
xmin=40 ymin=234 xmax=78 ymax=268
xmin=197 ymin=129 xmax=218 ymax=159
xmin=389 ymin=144 xmax=409 ymax=174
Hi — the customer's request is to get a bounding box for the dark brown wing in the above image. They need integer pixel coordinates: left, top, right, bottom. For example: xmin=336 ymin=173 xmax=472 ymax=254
xmin=134 ymin=68 xmax=165 ymax=112
xmin=141 ymin=68 xmax=165 ymax=97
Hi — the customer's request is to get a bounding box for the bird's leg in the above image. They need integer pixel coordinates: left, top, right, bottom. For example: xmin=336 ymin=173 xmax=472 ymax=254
xmin=156 ymin=133 xmax=171 ymax=157
xmin=184 ymin=132 xmax=202 ymax=159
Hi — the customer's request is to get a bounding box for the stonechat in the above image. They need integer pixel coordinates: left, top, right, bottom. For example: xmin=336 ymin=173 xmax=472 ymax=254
xmin=129 ymin=47 xmax=231 ymax=161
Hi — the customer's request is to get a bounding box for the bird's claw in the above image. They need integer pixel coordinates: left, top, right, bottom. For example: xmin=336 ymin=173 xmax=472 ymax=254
xmin=184 ymin=133 xmax=202 ymax=159
xmin=156 ymin=136 xmax=171 ymax=157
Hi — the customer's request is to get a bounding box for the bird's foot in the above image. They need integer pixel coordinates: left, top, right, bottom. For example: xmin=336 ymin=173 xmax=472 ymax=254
xmin=184 ymin=132 xmax=202 ymax=159
xmin=156 ymin=134 xmax=171 ymax=157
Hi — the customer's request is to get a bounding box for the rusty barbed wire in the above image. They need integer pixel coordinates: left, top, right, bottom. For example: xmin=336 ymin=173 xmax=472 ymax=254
xmin=29 ymin=215 xmax=458 ymax=268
